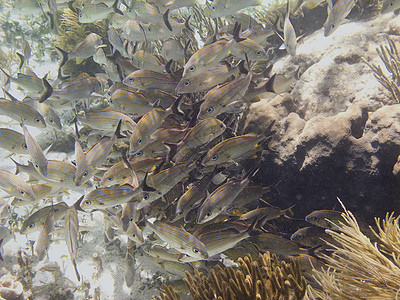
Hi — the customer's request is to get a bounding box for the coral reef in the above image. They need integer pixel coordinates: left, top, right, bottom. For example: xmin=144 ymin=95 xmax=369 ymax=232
xmin=0 ymin=274 xmax=28 ymax=300
xmin=307 ymin=205 xmax=400 ymax=300
xmin=157 ymin=252 xmax=307 ymax=300
xmin=363 ymin=37 xmax=400 ymax=104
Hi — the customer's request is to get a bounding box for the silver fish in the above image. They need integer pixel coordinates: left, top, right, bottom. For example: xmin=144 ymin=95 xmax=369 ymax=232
xmin=79 ymin=0 xmax=121 ymax=23
xmin=0 ymin=128 xmax=28 ymax=154
xmin=36 ymin=208 xmax=54 ymax=261
xmin=324 ymin=0 xmax=355 ymax=37
xmin=381 ymin=0 xmax=400 ymax=13
xmin=0 ymin=98 xmax=46 ymax=127
xmin=0 ymin=169 xmax=35 ymax=201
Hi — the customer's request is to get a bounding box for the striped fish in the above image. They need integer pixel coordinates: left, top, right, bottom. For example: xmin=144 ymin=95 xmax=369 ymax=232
xmin=74 ymin=121 xmax=123 ymax=186
xmin=77 ymin=107 xmax=136 ymax=133
xmin=161 ymin=38 xmax=185 ymax=62
xmin=381 ymin=0 xmax=400 ymax=13
xmin=197 ymin=70 xmax=253 ymax=120
xmin=21 ymin=202 xmax=68 ymax=235
xmin=156 ymin=260 xmax=194 ymax=277
xmin=123 ymin=69 xmax=178 ymax=92
xmin=198 ymin=228 xmax=250 ymax=257
xmin=137 ymin=162 xmax=195 ymax=208
xmin=121 ymin=202 xmax=137 ymax=232
xmin=24 ymin=99 xmax=62 ymax=130
xmin=324 ymin=0 xmax=356 ymax=37
xmin=283 ymin=0 xmax=297 ymax=56
xmin=36 ymin=208 xmax=54 ymax=261
xmin=100 ymin=157 xmax=163 ymax=187
xmin=107 ymin=27 xmax=126 ymax=54
xmin=131 ymin=50 xmax=165 ymax=72
xmin=11 ymin=183 xmax=59 ymax=206
xmin=79 ymin=0 xmax=121 ymax=23
xmin=177 ymin=118 xmax=226 ymax=150
xmin=128 ymin=99 xmax=179 ymax=155
xmin=125 ymin=1 xmax=163 ymax=23
xmin=146 ymin=220 xmax=209 ymax=260
xmin=129 ymin=139 xmax=169 ymax=162
xmin=0 ymin=169 xmax=35 ymax=201
xmin=0 ymin=98 xmax=46 ymax=127
xmin=0 ymin=128 xmax=28 ymax=154
xmin=56 ymin=33 xmax=104 ymax=67
xmin=202 ymin=132 xmax=266 ymax=166
xmin=231 ymin=37 xmax=268 ymax=60
xmin=176 ymin=62 xmax=239 ymax=94
xmin=197 ymin=171 xmax=252 ymax=224
xmin=51 ymin=73 xmax=103 ymax=101
xmin=21 ymin=121 xmax=48 ymax=177
xmin=182 ymin=36 xmax=235 ymax=78
xmin=1 ymin=71 xmax=44 ymax=95
xmin=64 ymin=200 xmax=80 ymax=281
xmin=121 ymin=19 xmax=148 ymax=42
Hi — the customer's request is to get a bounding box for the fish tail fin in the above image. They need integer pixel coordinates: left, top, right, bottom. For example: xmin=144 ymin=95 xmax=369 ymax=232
xmin=114 ymin=119 xmax=126 ymax=139
xmin=140 ymin=172 xmax=156 ymax=192
xmin=10 ymin=157 xmax=21 ymax=175
xmin=184 ymin=15 xmax=193 ymax=32
xmin=112 ymin=0 xmax=123 ymax=15
xmin=164 ymin=142 xmax=178 ymax=163
xmin=263 ymin=74 xmax=277 ymax=93
xmin=169 ymin=95 xmax=184 ymax=116
xmin=232 ymin=22 xmax=246 ymax=43
xmin=39 ymin=76 xmax=53 ymax=103
xmin=286 ymin=204 xmax=296 ymax=217
xmin=73 ymin=195 xmax=85 ymax=212
xmin=163 ymin=9 xmax=172 ymax=31
xmin=0 ymin=68 xmax=11 ymax=86
xmin=3 ymin=89 xmax=18 ymax=101
xmin=16 ymin=52 xmax=25 ymax=70
xmin=72 ymin=258 xmax=81 ymax=281
xmin=0 ymin=239 xmax=3 ymax=261
xmin=55 ymin=46 xmax=68 ymax=69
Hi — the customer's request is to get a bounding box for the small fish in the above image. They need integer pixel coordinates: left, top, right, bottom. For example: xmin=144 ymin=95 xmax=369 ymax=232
xmin=81 ymin=178 xmax=154 ymax=210
xmin=100 ymin=158 xmax=163 ymax=187
xmin=202 ymin=132 xmax=267 ymax=166
xmin=137 ymin=163 xmax=195 ymax=208
xmin=381 ymin=0 xmax=400 ymax=13
xmin=122 ymin=19 xmax=148 ymax=42
xmin=123 ymin=69 xmax=178 ymax=92
xmin=12 ymin=0 xmax=43 ymax=14
xmin=129 ymin=139 xmax=169 ymax=162
xmin=249 ymin=233 xmax=306 ymax=256
xmin=74 ymin=121 xmax=123 ymax=186
xmin=198 ymin=228 xmax=250 ymax=257
xmin=177 ymin=118 xmax=226 ymax=150
xmin=232 ymin=185 xmax=271 ymax=207
xmin=79 ymin=0 xmax=122 ymax=23
xmin=11 ymin=183 xmax=60 ymax=206
xmin=131 ymin=50 xmax=165 ymax=72
xmin=305 ymin=210 xmax=344 ymax=231
xmin=156 ymin=260 xmax=194 ymax=277
xmin=36 ymin=208 xmax=54 ymax=261
xmin=110 ymin=12 xmax=131 ymax=28
xmin=0 ymin=98 xmax=46 ymax=127
xmin=21 ymin=121 xmax=48 ymax=177
xmin=283 ymin=0 xmax=297 ymax=56
xmin=124 ymin=241 xmax=136 ymax=287
xmin=176 ymin=61 xmax=239 ymax=94
xmin=93 ymin=48 xmax=107 ymax=66
xmin=206 ymin=0 xmax=262 ymax=17
xmin=290 ymin=226 xmax=335 ymax=247
xmin=324 ymin=0 xmax=356 ymax=37
xmin=0 ymin=128 xmax=28 ymax=154
xmin=161 ymin=38 xmax=185 ymax=62
xmin=64 ymin=199 xmax=80 ymax=281
xmin=77 ymin=107 xmax=136 ymax=133
xmin=128 ymin=97 xmax=180 ymax=155
xmin=239 ymin=205 xmax=294 ymax=222
xmin=0 ymin=169 xmax=35 ymax=201
xmin=56 ymin=33 xmax=104 ymax=67
xmin=125 ymin=1 xmax=163 ymax=23
xmin=51 ymin=73 xmax=102 ymax=102
xmin=146 ymin=220 xmax=209 ymax=260
xmin=182 ymin=36 xmax=235 ymax=79
xmin=155 ymin=0 xmax=196 ymax=12
xmin=121 ymin=202 xmax=137 ymax=232
xmin=23 ymin=99 xmax=62 ymax=130
xmin=107 ymin=27 xmax=126 ymax=55
xmin=197 ymin=69 xmax=253 ymax=120
xmin=197 ymin=169 xmax=255 ymax=224
xmin=20 ymin=202 xmax=69 ymax=235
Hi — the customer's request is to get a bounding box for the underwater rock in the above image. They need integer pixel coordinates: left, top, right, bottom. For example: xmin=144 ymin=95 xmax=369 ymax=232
xmin=0 ymin=275 xmax=26 ymax=300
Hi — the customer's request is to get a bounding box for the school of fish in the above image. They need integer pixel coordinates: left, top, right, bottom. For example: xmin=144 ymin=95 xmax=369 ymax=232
xmin=0 ymin=0 xmax=390 ymax=293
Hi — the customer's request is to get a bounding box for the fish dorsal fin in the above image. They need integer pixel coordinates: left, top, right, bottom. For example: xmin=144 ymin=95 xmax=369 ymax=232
xmin=75 ymin=72 xmax=91 ymax=80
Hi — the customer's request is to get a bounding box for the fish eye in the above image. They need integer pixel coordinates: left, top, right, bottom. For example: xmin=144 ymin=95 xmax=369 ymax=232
xmin=297 ymin=234 xmax=303 ymax=239
xmin=28 ymin=223 xmax=35 ymax=228
xmin=83 ymin=171 xmax=87 ymax=177
xmin=85 ymin=200 xmax=91 ymax=205
xmin=184 ymin=81 xmax=190 ymax=86
xmin=206 ymin=107 xmax=213 ymax=113
xmin=189 ymin=66 xmax=195 ymax=72
xmin=34 ymin=118 xmax=40 ymax=123
xmin=143 ymin=194 xmax=149 ymax=200
xmin=256 ymin=50 xmax=261 ymax=56
xmin=312 ymin=217 xmax=320 ymax=221
xmin=212 ymin=6 xmax=216 ymax=10
xmin=22 ymin=144 xmax=27 ymax=149
xmin=183 ymin=154 xmax=189 ymax=161
xmin=220 ymin=124 xmax=224 ymax=128
xmin=137 ymin=138 xmax=142 ymax=144
xmin=20 ymin=190 xmax=25 ymax=195
xmin=107 ymin=177 xmax=113 ymax=181
xmin=331 ymin=24 xmax=335 ymax=29
xmin=145 ymin=211 xmax=151 ymax=216
xmin=177 ymin=211 xmax=182 ymax=215
xmin=211 ymin=154 xmax=218 ymax=161
xmin=136 ymin=151 xmax=143 ymax=157
xmin=132 ymin=233 xmax=136 ymax=237
xmin=79 ymin=14 xmax=82 ymax=18
xmin=129 ymin=77 xmax=134 ymax=82
xmin=205 ymin=212 xmax=211 ymax=217
xmin=130 ymin=217 xmax=133 ymax=221
xmin=193 ymin=248 xmax=199 ymax=253
xmin=35 ymin=164 xmax=39 ymax=169
xmin=49 ymin=118 xmax=54 ymax=123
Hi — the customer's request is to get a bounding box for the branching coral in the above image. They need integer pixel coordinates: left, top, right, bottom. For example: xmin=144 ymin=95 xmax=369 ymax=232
xmin=157 ymin=252 xmax=307 ymax=300
xmin=307 ymin=206 xmax=400 ymax=300
xmin=363 ymin=37 xmax=400 ymax=103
